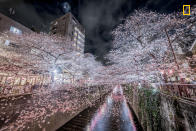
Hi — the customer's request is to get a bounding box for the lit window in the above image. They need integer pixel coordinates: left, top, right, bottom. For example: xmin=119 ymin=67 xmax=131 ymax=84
xmin=77 ymin=40 xmax=83 ymax=45
xmin=77 ymin=46 xmax=80 ymax=50
xmin=74 ymin=27 xmax=84 ymax=37
xmin=80 ymin=33 xmax=85 ymax=38
xmin=74 ymin=32 xmax=77 ymax=36
xmin=54 ymin=21 xmax=58 ymax=25
xmin=10 ymin=26 xmax=22 ymax=34
xmin=78 ymin=36 xmax=84 ymax=42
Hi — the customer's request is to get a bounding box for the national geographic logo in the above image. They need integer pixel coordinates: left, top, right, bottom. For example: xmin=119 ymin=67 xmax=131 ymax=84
xmin=183 ymin=5 xmax=190 ymax=15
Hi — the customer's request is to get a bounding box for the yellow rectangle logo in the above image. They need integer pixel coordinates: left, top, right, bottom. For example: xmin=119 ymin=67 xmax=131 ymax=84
xmin=183 ymin=5 xmax=190 ymax=15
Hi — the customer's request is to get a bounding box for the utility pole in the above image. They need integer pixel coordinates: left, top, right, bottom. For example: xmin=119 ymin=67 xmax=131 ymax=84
xmin=164 ymin=28 xmax=180 ymax=70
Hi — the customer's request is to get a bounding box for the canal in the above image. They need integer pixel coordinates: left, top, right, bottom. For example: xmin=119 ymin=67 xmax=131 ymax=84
xmin=57 ymin=85 xmax=143 ymax=131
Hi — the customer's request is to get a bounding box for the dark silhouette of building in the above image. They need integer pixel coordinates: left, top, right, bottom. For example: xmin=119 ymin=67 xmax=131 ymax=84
xmin=0 ymin=13 xmax=32 ymax=34
xmin=0 ymin=12 xmax=33 ymax=46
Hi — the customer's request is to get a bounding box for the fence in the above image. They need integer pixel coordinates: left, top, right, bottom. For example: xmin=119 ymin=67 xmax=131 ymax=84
xmin=159 ymin=83 xmax=196 ymax=101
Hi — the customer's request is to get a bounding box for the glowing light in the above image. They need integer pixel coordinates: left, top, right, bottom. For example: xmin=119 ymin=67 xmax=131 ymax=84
xmin=112 ymin=85 xmax=123 ymax=95
xmin=138 ymin=83 xmax=142 ymax=89
xmin=53 ymin=69 xmax=58 ymax=74
xmin=168 ymin=69 xmax=173 ymax=74
xmin=160 ymin=70 xmax=164 ymax=75
xmin=122 ymin=98 xmax=137 ymax=131
xmin=153 ymin=88 xmax=157 ymax=93
xmin=87 ymin=99 xmax=109 ymax=131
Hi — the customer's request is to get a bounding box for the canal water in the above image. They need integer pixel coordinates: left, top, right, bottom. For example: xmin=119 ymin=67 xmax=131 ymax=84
xmin=58 ymin=86 xmax=143 ymax=131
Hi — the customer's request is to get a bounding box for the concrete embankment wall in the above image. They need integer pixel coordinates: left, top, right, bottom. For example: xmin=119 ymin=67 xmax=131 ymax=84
xmin=30 ymin=86 xmax=111 ymax=131
xmin=0 ymin=85 xmax=111 ymax=131
xmin=123 ymin=84 xmax=196 ymax=131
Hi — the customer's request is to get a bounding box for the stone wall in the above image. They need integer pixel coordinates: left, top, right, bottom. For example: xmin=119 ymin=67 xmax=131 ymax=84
xmin=124 ymin=84 xmax=196 ymax=131
xmin=0 ymin=84 xmax=112 ymax=131
xmin=160 ymin=93 xmax=196 ymax=131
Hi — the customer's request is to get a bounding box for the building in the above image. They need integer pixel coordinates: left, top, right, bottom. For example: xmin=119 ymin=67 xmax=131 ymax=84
xmin=0 ymin=13 xmax=33 ymax=46
xmin=0 ymin=12 xmax=34 ymax=71
xmin=50 ymin=12 xmax=85 ymax=53
xmin=0 ymin=13 xmax=33 ymax=62
xmin=0 ymin=13 xmax=51 ymax=96
xmin=0 ymin=13 xmax=32 ymax=34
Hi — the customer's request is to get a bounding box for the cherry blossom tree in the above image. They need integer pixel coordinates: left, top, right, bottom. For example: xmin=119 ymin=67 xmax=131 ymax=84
xmin=0 ymin=32 xmax=75 ymax=73
xmin=106 ymin=9 xmax=195 ymax=83
xmin=0 ymin=31 xmax=106 ymax=87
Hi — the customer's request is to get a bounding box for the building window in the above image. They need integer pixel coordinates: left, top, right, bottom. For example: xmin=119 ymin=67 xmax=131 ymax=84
xmin=77 ymin=46 xmax=80 ymax=51
xmin=73 ymin=43 xmax=76 ymax=47
xmin=53 ymin=21 xmax=58 ymax=26
xmin=74 ymin=32 xmax=77 ymax=36
xmin=10 ymin=26 xmax=22 ymax=34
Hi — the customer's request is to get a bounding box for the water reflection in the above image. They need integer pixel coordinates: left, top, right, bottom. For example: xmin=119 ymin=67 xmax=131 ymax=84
xmin=120 ymin=98 xmax=137 ymax=131
xmin=85 ymin=85 xmax=137 ymax=131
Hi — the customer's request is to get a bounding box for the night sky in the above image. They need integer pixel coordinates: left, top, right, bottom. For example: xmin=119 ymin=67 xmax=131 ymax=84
xmin=0 ymin=0 xmax=195 ymax=63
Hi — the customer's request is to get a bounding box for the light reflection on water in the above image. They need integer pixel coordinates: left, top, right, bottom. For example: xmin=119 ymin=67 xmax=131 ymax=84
xmin=85 ymin=86 xmax=137 ymax=131
xmin=120 ymin=98 xmax=137 ymax=131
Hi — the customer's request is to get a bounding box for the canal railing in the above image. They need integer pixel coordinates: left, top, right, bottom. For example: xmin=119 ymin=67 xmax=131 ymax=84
xmin=123 ymin=82 xmax=196 ymax=102
xmin=159 ymin=83 xmax=196 ymax=101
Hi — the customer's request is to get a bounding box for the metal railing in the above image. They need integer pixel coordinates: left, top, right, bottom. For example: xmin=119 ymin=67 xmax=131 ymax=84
xmin=159 ymin=83 xmax=196 ymax=101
